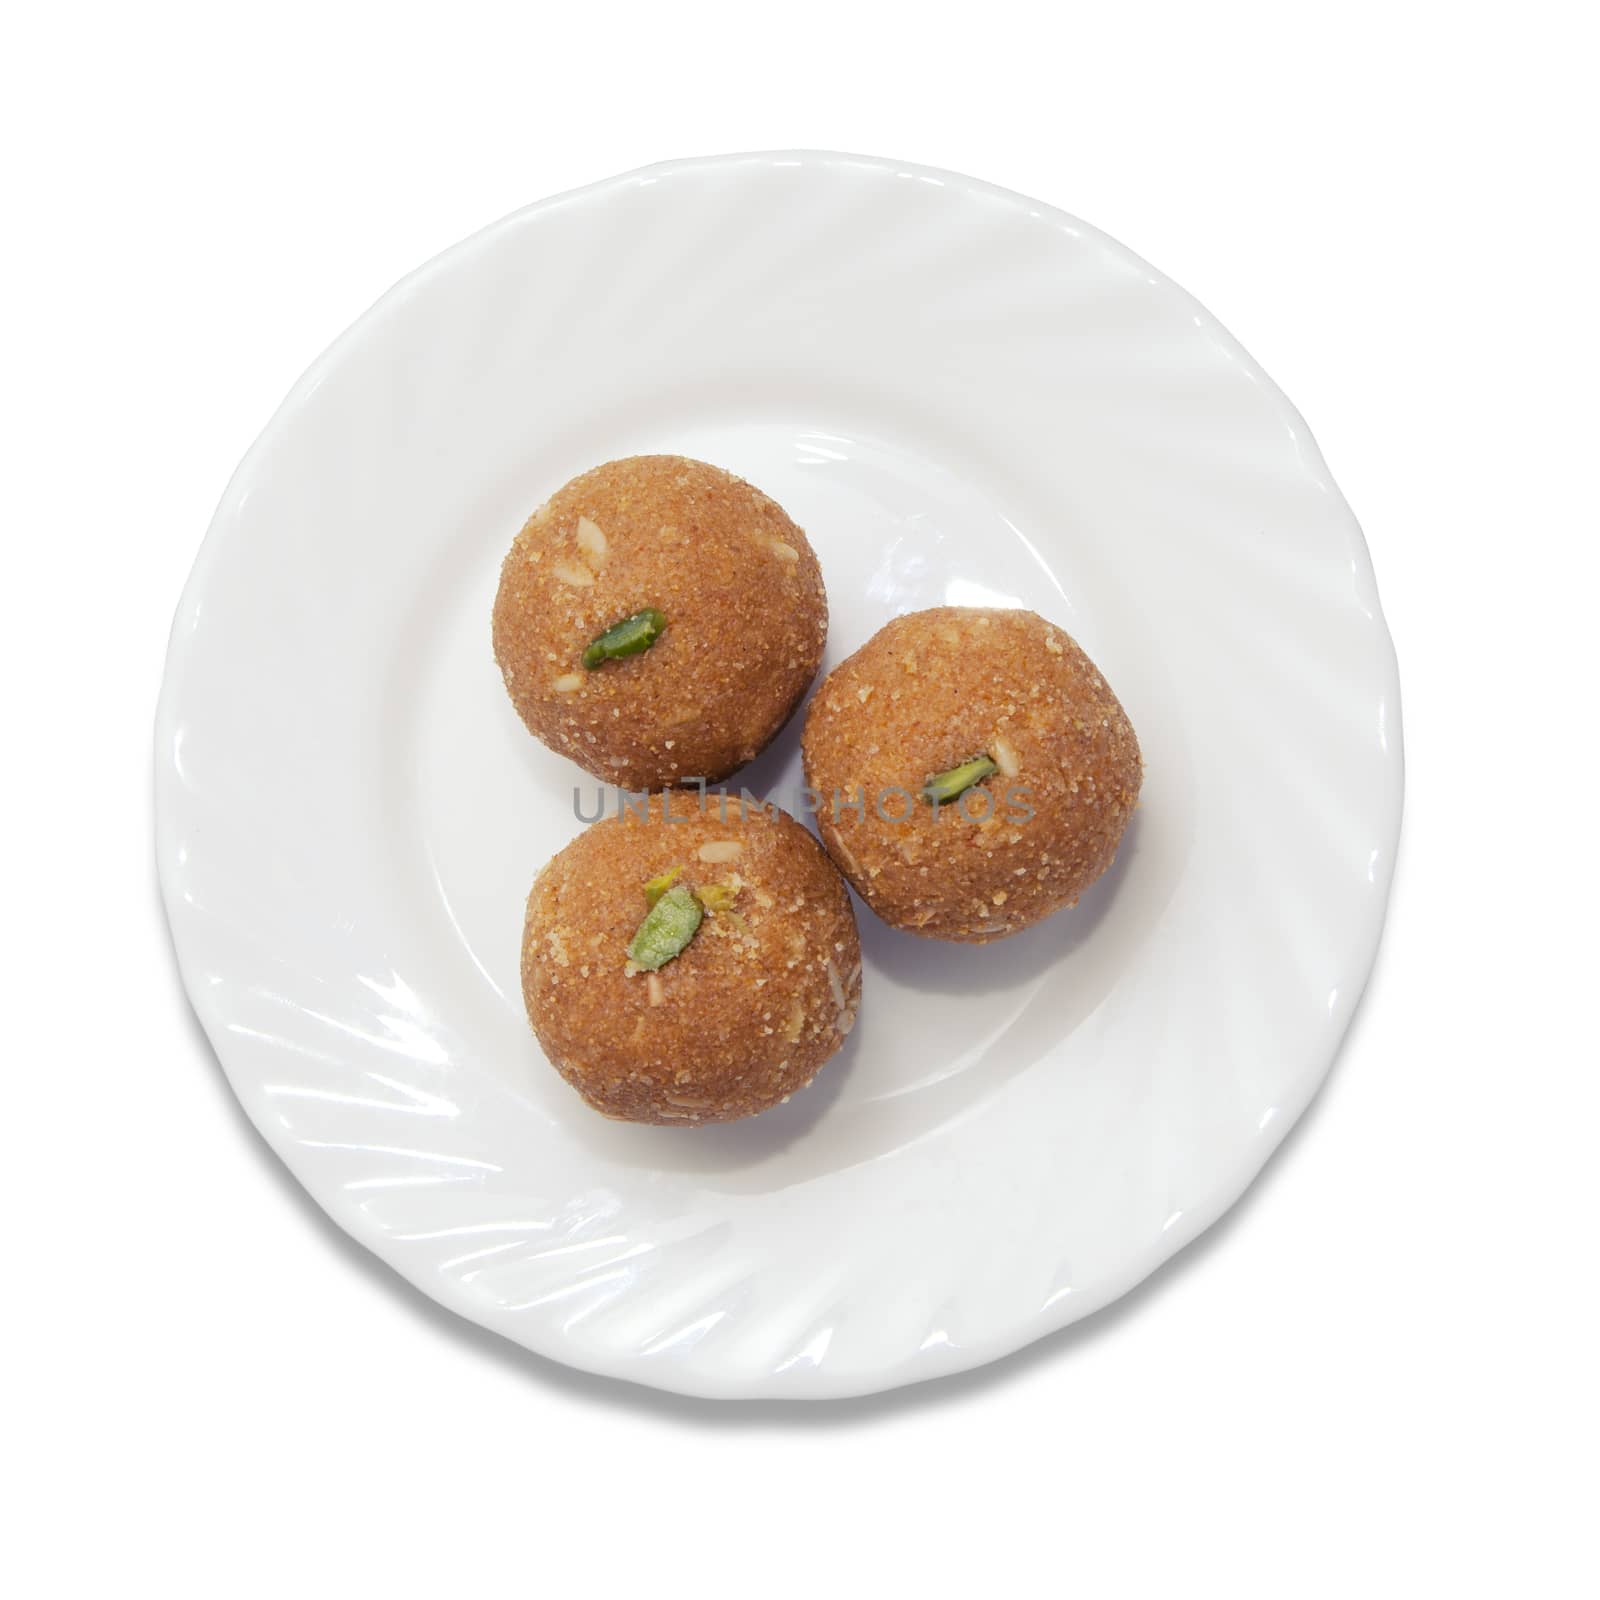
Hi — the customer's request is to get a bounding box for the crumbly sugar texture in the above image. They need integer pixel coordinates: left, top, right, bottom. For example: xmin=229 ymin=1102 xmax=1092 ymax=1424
xmin=492 ymin=456 xmax=828 ymax=790
xmin=522 ymin=797 xmax=862 ymax=1124
xmin=801 ymin=606 xmax=1142 ymax=942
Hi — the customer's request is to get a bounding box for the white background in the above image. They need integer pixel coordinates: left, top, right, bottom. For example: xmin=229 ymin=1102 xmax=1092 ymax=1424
xmin=5 ymin=3 xmax=1596 ymax=1595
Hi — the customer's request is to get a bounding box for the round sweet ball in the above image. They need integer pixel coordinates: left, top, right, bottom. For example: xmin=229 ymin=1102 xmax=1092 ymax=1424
xmin=522 ymin=796 xmax=862 ymax=1125
xmin=492 ymin=456 xmax=827 ymax=790
xmin=801 ymin=606 xmax=1142 ymax=942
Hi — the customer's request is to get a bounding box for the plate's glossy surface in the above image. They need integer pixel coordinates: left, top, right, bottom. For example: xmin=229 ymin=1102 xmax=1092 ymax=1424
xmin=155 ymin=152 xmax=1402 ymax=1398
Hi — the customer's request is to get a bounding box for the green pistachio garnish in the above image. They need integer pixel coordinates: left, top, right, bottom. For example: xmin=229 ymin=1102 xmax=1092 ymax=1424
xmin=642 ymin=865 xmax=682 ymax=907
xmin=627 ymin=884 xmax=703 ymax=971
xmin=922 ymin=754 xmax=998 ymax=805
xmin=581 ymin=608 xmax=666 ymax=670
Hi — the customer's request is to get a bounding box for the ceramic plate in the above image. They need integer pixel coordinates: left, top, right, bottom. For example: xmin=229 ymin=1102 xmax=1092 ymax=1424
xmin=155 ymin=151 xmax=1402 ymax=1398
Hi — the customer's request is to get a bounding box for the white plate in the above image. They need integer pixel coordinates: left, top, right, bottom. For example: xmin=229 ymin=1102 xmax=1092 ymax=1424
xmin=156 ymin=151 xmax=1402 ymax=1399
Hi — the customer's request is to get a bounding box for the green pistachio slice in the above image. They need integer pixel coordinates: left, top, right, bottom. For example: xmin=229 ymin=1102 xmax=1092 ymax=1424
xmin=627 ymin=884 xmax=703 ymax=971
xmin=921 ymin=755 xmax=998 ymax=805
xmin=642 ymin=865 xmax=682 ymax=907
xmin=581 ymin=608 xmax=666 ymax=670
